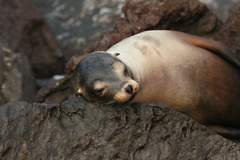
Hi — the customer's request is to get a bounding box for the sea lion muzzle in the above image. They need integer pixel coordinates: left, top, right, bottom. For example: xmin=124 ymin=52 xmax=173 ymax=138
xmin=113 ymin=79 xmax=140 ymax=103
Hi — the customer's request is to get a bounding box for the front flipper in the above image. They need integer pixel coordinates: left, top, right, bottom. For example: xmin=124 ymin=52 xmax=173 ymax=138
xmin=174 ymin=31 xmax=240 ymax=70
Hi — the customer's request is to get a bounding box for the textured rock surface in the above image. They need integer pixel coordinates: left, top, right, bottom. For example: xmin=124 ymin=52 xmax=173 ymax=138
xmin=214 ymin=3 xmax=240 ymax=59
xmin=0 ymin=0 xmax=64 ymax=78
xmin=0 ymin=46 xmax=36 ymax=105
xmin=199 ymin=0 xmax=240 ymax=21
xmin=0 ymin=99 xmax=240 ymax=160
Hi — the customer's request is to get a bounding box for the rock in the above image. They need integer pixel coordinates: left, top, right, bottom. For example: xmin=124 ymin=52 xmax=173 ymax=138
xmin=199 ymin=0 xmax=240 ymax=21
xmin=0 ymin=45 xmax=36 ymax=105
xmin=35 ymin=75 xmax=73 ymax=104
xmin=0 ymin=0 xmax=70 ymax=104
xmin=0 ymin=0 xmax=64 ymax=78
xmin=122 ymin=0 xmax=220 ymax=34
xmin=0 ymin=99 xmax=240 ymax=160
xmin=214 ymin=3 xmax=240 ymax=59
xmin=32 ymin=0 xmax=125 ymax=60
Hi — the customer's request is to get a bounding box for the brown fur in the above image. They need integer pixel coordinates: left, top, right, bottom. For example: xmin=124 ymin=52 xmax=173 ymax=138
xmin=107 ymin=30 xmax=240 ymax=136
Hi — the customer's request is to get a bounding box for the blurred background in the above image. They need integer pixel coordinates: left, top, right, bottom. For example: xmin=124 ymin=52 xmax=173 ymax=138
xmin=33 ymin=0 xmax=125 ymax=60
xmin=32 ymin=0 xmax=240 ymax=60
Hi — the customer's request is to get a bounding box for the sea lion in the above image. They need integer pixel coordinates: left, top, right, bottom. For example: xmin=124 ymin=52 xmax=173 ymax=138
xmin=73 ymin=30 xmax=240 ymax=138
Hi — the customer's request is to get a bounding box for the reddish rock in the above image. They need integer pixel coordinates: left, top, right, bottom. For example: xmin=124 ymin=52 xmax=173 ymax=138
xmin=123 ymin=0 xmax=219 ymax=33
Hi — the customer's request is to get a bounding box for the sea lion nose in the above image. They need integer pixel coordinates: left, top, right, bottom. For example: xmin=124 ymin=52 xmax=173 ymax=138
xmin=125 ymin=84 xmax=133 ymax=94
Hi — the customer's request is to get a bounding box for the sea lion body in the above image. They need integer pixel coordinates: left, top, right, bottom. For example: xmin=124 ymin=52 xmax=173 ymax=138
xmin=74 ymin=30 xmax=240 ymax=138
xmin=107 ymin=31 xmax=240 ymax=128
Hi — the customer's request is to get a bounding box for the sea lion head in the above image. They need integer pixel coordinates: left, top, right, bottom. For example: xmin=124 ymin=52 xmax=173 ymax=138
xmin=72 ymin=52 xmax=140 ymax=104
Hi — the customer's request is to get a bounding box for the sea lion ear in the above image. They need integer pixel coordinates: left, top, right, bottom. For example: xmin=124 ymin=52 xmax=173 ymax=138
xmin=113 ymin=52 xmax=120 ymax=57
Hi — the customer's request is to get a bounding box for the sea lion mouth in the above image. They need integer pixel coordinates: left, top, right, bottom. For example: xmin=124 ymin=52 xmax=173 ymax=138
xmin=76 ymin=92 xmax=118 ymax=105
xmin=113 ymin=91 xmax=138 ymax=104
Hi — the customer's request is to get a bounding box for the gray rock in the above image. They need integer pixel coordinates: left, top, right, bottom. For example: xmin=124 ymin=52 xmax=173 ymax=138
xmin=0 ymin=99 xmax=239 ymax=160
xmin=0 ymin=0 xmax=68 ymax=104
xmin=0 ymin=0 xmax=65 ymax=78
xmin=199 ymin=0 xmax=240 ymax=21
xmin=32 ymin=0 xmax=125 ymax=59
xmin=0 ymin=46 xmax=36 ymax=105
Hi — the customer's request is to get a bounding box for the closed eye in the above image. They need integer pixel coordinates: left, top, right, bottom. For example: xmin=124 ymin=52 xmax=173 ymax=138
xmin=94 ymin=88 xmax=106 ymax=96
xmin=93 ymin=81 xmax=109 ymax=96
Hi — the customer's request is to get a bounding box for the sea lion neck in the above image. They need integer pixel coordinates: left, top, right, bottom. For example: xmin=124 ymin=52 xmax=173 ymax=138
xmin=118 ymin=57 xmax=143 ymax=83
xmin=107 ymin=51 xmax=146 ymax=84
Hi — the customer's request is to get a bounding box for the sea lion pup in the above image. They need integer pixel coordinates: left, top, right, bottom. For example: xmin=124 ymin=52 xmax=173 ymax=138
xmin=73 ymin=30 xmax=240 ymax=138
